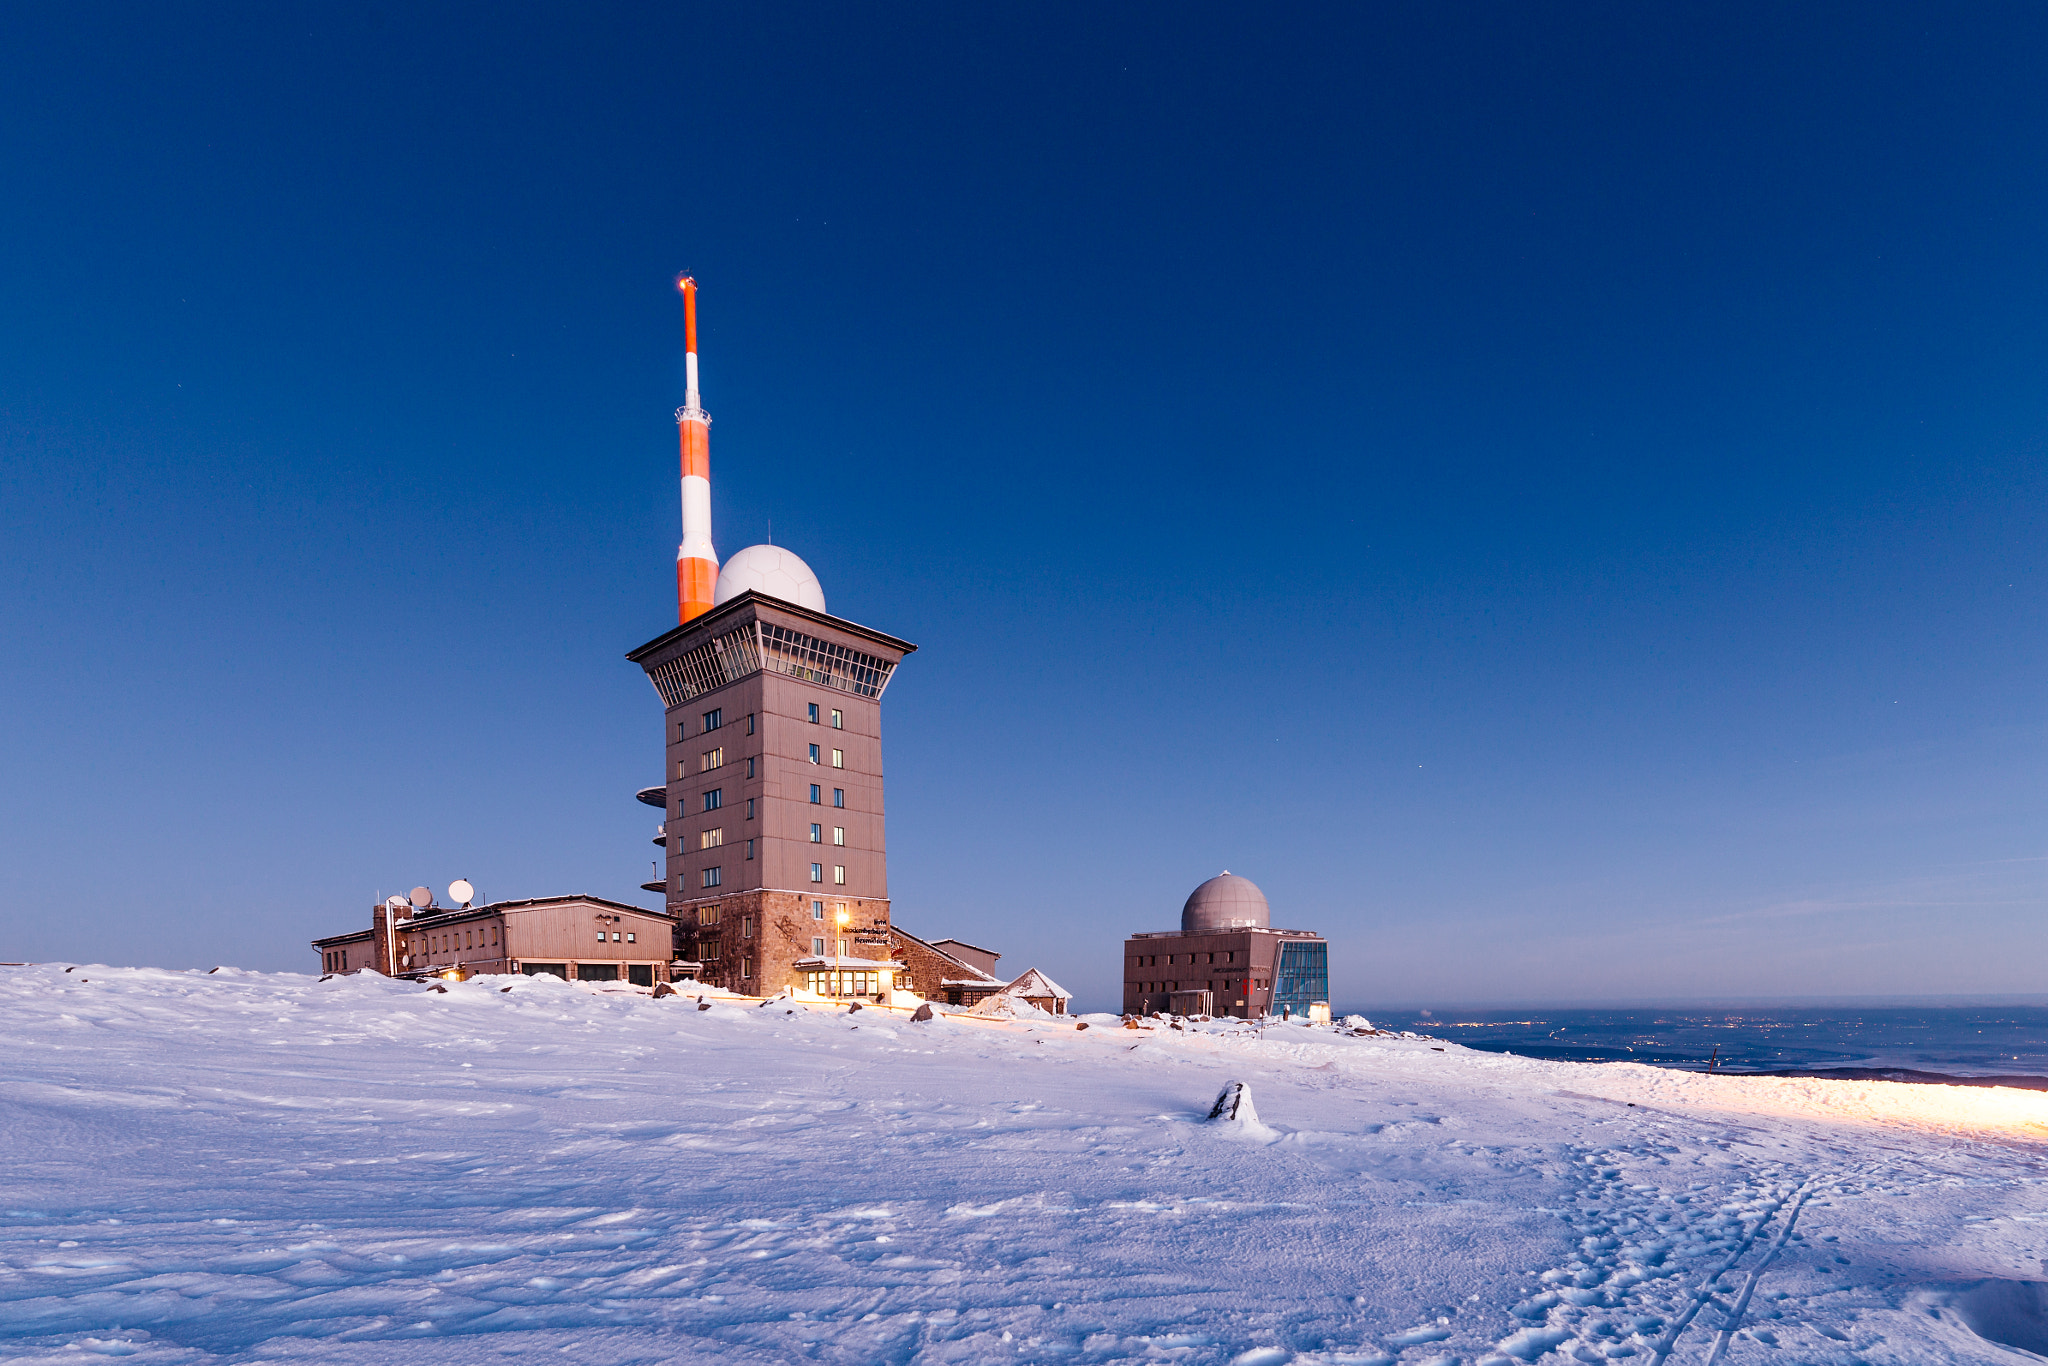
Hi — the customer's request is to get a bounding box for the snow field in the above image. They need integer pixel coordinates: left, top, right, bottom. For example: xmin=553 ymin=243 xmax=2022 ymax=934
xmin=1 ymin=965 xmax=2045 ymax=1365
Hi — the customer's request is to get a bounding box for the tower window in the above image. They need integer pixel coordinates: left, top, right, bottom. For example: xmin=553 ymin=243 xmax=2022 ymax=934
xmin=700 ymin=828 xmax=722 ymax=849
xmin=812 ymin=937 xmax=826 ymax=954
xmin=702 ymin=708 xmax=722 ymax=732
xmin=833 ymin=866 xmax=846 ymax=885
xmin=745 ymin=838 xmax=755 ymax=859
xmin=703 ymin=789 xmax=722 ymax=811
xmin=745 ymin=756 xmax=756 ymax=778
xmin=832 ymin=827 xmax=844 ymax=846
xmin=832 ymin=788 xmax=844 ymax=808
xmin=702 ymin=867 xmax=722 ymax=888
xmin=831 ymin=749 xmax=843 ymax=769
xmin=808 ymin=744 xmax=820 ymax=764
xmin=810 ymin=784 xmax=822 ymax=804
xmin=831 ymin=709 xmax=843 ymax=729
xmin=746 ymin=713 xmax=756 ymax=735
xmin=810 ymin=824 xmax=822 ymax=843
xmin=677 ymin=720 xmax=688 ymax=742
xmin=702 ymin=747 xmax=723 ymax=771
xmin=810 ymin=863 xmax=824 ymax=883
xmin=742 ymin=916 xmax=754 ymax=939
xmin=746 ymin=797 xmax=756 ymax=819
xmin=807 ymin=703 xmax=819 ymax=724
xmin=811 ymin=900 xmax=824 ymax=919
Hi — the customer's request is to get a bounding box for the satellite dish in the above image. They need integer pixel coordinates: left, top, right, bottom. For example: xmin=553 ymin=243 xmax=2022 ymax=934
xmin=384 ymin=894 xmax=409 ymax=910
xmin=449 ymin=879 xmax=475 ymax=906
xmin=409 ymin=886 xmax=434 ymax=909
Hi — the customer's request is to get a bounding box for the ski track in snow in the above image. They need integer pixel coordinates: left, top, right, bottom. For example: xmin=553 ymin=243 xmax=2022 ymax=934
xmin=1 ymin=966 xmax=2045 ymax=1365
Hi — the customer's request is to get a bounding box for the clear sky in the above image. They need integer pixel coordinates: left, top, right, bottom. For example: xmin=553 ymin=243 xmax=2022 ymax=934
xmin=2 ymin=4 xmax=2043 ymax=1009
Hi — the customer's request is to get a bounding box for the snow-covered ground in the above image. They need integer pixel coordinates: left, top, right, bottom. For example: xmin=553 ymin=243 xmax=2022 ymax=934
xmin=3 ymin=965 xmax=2045 ymax=1365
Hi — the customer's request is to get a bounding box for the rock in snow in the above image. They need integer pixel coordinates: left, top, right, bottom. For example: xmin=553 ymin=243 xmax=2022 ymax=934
xmin=0 ymin=963 xmax=2043 ymax=1365
xmin=1207 ymin=1080 xmax=1258 ymax=1123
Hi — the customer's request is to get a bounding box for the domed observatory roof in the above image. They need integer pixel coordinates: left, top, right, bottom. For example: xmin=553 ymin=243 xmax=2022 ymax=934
xmin=713 ymin=545 xmax=826 ymax=613
xmin=1181 ymin=871 xmax=1271 ymax=934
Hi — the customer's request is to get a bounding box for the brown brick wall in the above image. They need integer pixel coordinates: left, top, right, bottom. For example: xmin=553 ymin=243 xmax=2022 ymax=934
xmin=887 ymin=930 xmax=968 ymax=1001
xmin=675 ymin=888 xmax=891 ymax=994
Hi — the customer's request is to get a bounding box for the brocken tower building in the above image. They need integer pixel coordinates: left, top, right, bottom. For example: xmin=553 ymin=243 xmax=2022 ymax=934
xmin=627 ymin=279 xmax=917 ymax=997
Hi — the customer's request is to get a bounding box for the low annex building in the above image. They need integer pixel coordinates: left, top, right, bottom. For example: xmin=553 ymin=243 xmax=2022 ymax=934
xmin=1122 ymin=872 xmax=1330 ymax=1020
xmin=313 ymin=895 xmax=690 ymax=986
xmin=887 ymin=928 xmax=1007 ymax=1006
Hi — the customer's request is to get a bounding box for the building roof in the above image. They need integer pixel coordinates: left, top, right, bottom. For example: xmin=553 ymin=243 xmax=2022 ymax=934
xmin=401 ymin=895 xmax=674 ymax=931
xmin=1128 ymin=927 xmax=1327 ymax=941
xmin=625 ymin=589 xmax=918 ymax=664
xmin=930 ymin=936 xmax=1000 ymax=958
xmin=310 ymin=928 xmax=375 ymax=949
xmin=1000 ymin=968 xmax=1072 ymax=1000
xmin=891 ymin=927 xmax=1004 ymax=985
xmin=794 ymin=955 xmax=898 ymax=970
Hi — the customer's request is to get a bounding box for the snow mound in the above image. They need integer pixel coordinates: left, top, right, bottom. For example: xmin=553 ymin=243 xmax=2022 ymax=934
xmin=963 ymin=992 xmax=1054 ymax=1020
xmin=1206 ymin=1080 xmax=1278 ymax=1141
xmin=1948 ymin=1279 xmax=2048 ymax=1356
xmin=1208 ymin=1081 xmax=1259 ymax=1124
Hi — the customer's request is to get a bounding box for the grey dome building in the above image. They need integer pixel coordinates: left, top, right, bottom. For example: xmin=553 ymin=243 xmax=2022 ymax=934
xmin=1124 ymin=871 xmax=1329 ymax=1020
xmin=1181 ymin=872 xmax=1271 ymax=933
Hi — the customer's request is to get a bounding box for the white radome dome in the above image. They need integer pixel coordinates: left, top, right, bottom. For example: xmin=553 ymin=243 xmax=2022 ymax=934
xmin=713 ymin=544 xmax=826 ymax=613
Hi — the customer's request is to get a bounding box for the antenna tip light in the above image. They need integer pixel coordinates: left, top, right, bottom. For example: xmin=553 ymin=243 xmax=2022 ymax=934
xmin=675 ymin=273 xmax=695 ymax=293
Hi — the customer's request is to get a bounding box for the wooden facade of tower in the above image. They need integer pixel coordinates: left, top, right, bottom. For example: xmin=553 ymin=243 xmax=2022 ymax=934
xmin=627 ymin=591 xmax=916 ymax=996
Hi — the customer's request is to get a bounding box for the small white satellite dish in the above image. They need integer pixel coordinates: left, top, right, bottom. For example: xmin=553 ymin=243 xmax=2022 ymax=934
xmin=409 ymin=885 xmax=434 ymax=909
xmin=384 ymin=894 xmax=409 ymax=909
xmin=449 ymin=879 xmax=475 ymax=907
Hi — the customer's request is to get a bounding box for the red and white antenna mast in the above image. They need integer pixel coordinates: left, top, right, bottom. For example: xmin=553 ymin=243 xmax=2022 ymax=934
xmin=675 ymin=275 xmax=718 ymax=623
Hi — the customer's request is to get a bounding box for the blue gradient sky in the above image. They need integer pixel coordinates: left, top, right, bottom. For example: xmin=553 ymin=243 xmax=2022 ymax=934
xmin=3 ymin=4 xmax=2044 ymax=1008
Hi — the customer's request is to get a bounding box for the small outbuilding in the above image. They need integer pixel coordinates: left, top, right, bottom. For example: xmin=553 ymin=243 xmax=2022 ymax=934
xmin=998 ymin=967 xmax=1073 ymax=1016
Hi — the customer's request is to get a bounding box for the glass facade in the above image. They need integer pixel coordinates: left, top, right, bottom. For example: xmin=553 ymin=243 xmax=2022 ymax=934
xmin=1272 ymin=941 xmax=1329 ymax=1016
xmin=804 ymin=968 xmax=892 ymax=997
xmin=645 ymin=620 xmax=899 ymax=707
